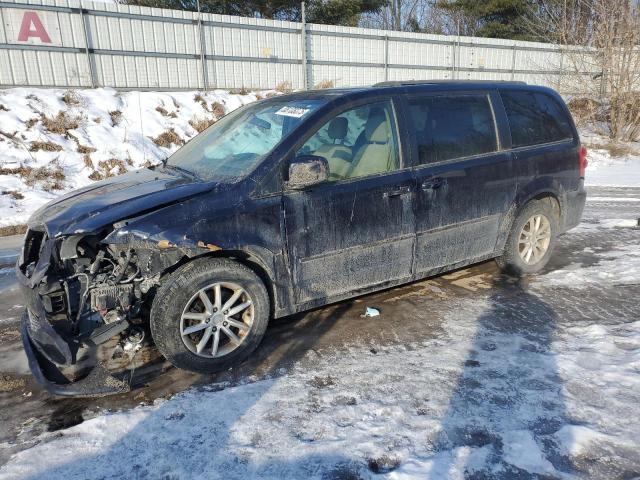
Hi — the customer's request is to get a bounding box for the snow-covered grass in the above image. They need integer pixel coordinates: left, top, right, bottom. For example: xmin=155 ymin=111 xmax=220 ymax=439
xmin=0 ymin=87 xmax=639 ymax=230
xmin=0 ymin=88 xmax=271 ymax=229
xmin=580 ymin=127 xmax=640 ymax=188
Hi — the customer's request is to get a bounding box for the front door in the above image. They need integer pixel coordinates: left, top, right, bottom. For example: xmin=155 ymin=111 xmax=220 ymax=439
xmin=283 ymin=99 xmax=415 ymax=304
xmin=405 ymin=92 xmax=517 ymax=274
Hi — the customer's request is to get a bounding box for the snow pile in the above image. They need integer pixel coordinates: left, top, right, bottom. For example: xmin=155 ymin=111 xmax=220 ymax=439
xmin=580 ymin=128 xmax=640 ymax=187
xmin=0 ymin=88 xmax=268 ymax=228
xmin=1 ymin=285 xmax=639 ymax=479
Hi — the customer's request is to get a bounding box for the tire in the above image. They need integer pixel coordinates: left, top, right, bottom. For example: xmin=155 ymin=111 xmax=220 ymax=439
xmin=495 ymin=200 xmax=559 ymax=275
xmin=150 ymin=257 xmax=270 ymax=374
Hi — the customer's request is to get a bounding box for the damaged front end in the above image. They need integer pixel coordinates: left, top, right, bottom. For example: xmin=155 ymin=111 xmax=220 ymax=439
xmin=17 ymin=224 xmax=182 ymax=397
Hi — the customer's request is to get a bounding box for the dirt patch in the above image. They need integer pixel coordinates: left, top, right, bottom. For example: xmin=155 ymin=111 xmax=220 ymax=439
xmin=0 ymin=224 xmax=27 ymax=236
xmin=153 ymin=128 xmax=184 ymax=148
xmin=0 ymin=374 xmax=26 ymax=393
xmin=2 ymin=190 xmax=24 ymax=200
xmin=367 ymin=455 xmax=400 ymax=474
xmin=25 ymin=118 xmax=38 ymax=128
xmin=309 ymin=375 xmax=336 ymax=388
xmin=29 ymin=141 xmax=63 ymax=152
xmin=189 ymin=116 xmax=215 ymax=133
xmin=41 ymin=112 xmax=81 ymax=135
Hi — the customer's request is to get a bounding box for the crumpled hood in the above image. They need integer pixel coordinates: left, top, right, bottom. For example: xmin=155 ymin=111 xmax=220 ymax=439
xmin=29 ymin=167 xmax=215 ymax=237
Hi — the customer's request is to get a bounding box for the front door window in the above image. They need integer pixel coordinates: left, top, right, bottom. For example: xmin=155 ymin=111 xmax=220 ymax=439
xmin=296 ymin=100 xmax=400 ymax=180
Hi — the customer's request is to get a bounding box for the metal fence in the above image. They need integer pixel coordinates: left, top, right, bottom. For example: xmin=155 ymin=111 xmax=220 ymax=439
xmin=0 ymin=0 xmax=584 ymax=92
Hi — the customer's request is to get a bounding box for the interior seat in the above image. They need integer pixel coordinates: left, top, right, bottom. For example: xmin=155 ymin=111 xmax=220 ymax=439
xmin=312 ymin=117 xmax=352 ymax=179
xmin=347 ymin=108 xmax=396 ymax=178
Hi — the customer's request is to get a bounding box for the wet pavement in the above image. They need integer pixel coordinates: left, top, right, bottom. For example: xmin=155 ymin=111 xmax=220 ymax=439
xmin=0 ymin=186 xmax=638 ymax=467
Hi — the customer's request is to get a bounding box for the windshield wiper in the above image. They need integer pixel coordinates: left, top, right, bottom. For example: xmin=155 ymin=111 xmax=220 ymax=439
xmin=161 ymin=163 xmax=203 ymax=181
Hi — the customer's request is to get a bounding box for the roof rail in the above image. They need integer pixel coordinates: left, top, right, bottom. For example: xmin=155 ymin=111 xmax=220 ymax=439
xmin=374 ymin=80 xmax=527 ymax=87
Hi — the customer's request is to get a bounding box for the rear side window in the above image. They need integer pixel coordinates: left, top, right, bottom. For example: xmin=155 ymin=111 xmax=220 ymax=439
xmin=407 ymin=94 xmax=497 ymax=164
xmin=500 ymin=91 xmax=574 ymax=148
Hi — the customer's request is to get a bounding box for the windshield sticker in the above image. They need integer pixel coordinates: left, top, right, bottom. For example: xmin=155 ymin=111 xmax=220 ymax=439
xmin=275 ymin=106 xmax=310 ymax=118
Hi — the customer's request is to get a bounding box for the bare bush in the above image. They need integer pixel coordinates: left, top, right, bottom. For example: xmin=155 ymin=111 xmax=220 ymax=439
xmin=41 ymin=112 xmax=81 ymax=135
xmin=211 ymin=101 xmax=226 ymax=118
xmin=109 ymin=110 xmax=123 ymax=126
xmin=62 ymin=90 xmax=81 ymax=105
xmin=1 ymin=190 xmax=24 ymax=200
xmin=0 ymin=164 xmax=65 ymax=191
xmin=532 ymin=0 xmax=640 ymax=141
xmin=313 ymin=79 xmax=335 ymax=89
xmin=189 ymin=116 xmax=215 ymax=133
xmin=0 ymin=224 xmax=27 ymax=236
xmin=152 ymin=128 xmax=184 ymax=148
xmin=83 ymin=153 xmax=94 ymax=169
xmin=275 ymin=81 xmax=292 ymax=93
xmin=156 ymin=105 xmax=178 ymax=118
xmin=29 ymin=141 xmax=63 ymax=152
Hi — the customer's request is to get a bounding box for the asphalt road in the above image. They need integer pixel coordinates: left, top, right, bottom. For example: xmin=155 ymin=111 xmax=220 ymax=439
xmin=0 ymin=186 xmax=638 ymax=469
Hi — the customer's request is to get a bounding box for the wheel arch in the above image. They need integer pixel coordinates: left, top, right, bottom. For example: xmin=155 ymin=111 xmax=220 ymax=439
xmin=496 ymin=186 xmax=564 ymax=254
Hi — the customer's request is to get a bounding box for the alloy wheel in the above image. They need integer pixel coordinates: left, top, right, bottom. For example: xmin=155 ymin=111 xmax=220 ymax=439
xmin=518 ymin=214 xmax=552 ymax=265
xmin=179 ymin=282 xmax=254 ymax=358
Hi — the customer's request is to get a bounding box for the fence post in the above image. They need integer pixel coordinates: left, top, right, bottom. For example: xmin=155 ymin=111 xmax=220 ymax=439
xmin=79 ymin=3 xmax=96 ymax=88
xmin=384 ymin=34 xmax=389 ymax=82
xmin=196 ymin=0 xmax=207 ymax=90
xmin=301 ymin=1 xmax=308 ymax=90
xmin=510 ymin=44 xmax=516 ymax=81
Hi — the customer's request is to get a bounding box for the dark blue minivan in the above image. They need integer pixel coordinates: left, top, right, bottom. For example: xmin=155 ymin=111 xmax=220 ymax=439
xmin=17 ymin=81 xmax=587 ymax=395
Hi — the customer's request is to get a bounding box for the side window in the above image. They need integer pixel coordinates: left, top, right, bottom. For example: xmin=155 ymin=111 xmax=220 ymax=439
xmin=407 ymin=94 xmax=497 ymax=164
xmin=534 ymin=93 xmax=574 ymax=143
xmin=296 ymin=100 xmax=400 ymax=180
xmin=501 ymin=90 xmax=574 ymax=148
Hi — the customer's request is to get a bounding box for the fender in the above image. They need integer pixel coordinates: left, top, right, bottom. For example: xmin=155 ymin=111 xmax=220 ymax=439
xmin=495 ymin=176 xmax=565 ymax=253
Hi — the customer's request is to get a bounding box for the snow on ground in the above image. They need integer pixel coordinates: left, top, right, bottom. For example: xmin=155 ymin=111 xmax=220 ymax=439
xmin=1 ymin=283 xmax=638 ymax=479
xmin=580 ymin=128 xmax=640 ymax=188
xmin=0 ymin=87 xmax=639 ymax=228
xmin=0 ymin=88 xmax=269 ymax=227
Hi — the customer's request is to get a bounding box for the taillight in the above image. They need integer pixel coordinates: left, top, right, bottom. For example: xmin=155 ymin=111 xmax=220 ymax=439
xmin=579 ymin=146 xmax=588 ymax=178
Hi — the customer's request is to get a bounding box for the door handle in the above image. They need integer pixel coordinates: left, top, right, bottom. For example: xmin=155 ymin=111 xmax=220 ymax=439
xmin=383 ymin=185 xmax=411 ymax=198
xmin=421 ymin=177 xmax=445 ymax=190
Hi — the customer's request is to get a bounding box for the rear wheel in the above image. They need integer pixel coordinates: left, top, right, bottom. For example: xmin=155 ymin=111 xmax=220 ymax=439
xmin=150 ymin=258 xmax=269 ymax=373
xmin=496 ymin=200 xmax=559 ymax=275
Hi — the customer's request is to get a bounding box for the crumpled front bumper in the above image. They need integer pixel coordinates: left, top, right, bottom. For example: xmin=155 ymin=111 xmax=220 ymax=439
xmin=17 ymin=264 xmax=131 ymax=397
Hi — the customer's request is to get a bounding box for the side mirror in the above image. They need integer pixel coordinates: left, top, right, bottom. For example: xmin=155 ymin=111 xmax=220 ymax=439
xmin=287 ymin=155 xmax=328 ymax=189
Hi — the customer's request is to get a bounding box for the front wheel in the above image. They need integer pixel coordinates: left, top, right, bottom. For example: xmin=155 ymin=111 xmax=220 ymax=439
xmin=150 ymin=258 xmax=269 ymax=374
xmin=496 ymin=200 xmax=559 ymax=275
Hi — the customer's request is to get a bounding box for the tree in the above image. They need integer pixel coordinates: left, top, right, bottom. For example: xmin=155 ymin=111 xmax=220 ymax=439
xmin=120 ymin=0 xmax=385 ymax=26
xmin=531 ymin=0 xmax=640 ymax=141
xmin=437 ymin=0 xmax=539 ymax=40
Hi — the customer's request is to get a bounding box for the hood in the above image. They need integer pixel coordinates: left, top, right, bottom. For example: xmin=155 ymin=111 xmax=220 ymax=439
xmin=30 ymin=167 xmax=215 ymax=237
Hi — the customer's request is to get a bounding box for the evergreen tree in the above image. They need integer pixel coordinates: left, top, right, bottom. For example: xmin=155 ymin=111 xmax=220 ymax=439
xmin=438 ymin=0 xmax=538 ymax=40
xmin=122 ymin=0 xmax=385 ymax=26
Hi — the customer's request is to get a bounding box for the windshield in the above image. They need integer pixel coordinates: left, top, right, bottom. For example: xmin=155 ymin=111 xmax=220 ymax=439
xmin=166 ymin=98 xmax=327 ymax=181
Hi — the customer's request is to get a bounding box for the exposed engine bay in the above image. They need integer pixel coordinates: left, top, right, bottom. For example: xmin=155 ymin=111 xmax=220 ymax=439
xmin=18 ymin=225 xmax=188 ymax=396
